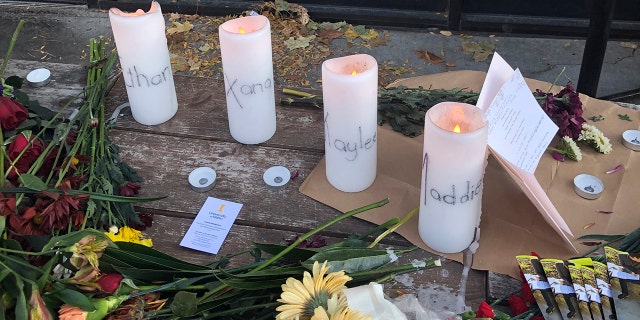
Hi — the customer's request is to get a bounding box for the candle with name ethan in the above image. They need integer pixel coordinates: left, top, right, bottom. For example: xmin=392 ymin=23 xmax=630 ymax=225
xmin=322 ymin=54 xmax=378 ymax=192
xmin=219 ymin=14 xmax=276 ymax=144
xmin=419 ymin=102 xmax=488 ymax=253
xmin=109 ymin=1 xmax=178 ymax=125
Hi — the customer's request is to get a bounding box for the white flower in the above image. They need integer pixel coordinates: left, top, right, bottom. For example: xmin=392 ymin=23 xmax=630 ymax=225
xmin=578 ymin=123 xmax=612 ymax=154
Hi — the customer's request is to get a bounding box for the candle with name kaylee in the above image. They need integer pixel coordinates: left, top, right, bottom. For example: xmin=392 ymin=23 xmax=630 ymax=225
xmin=219 ymin=14 xmax=276 ymax=144
xmin=419 ymin=102 xmax=488 ymax=253
xmin=322 ymin=54 xmax=378 ymax=192
xmin=109 ymin=1 xmax=178 ymax=125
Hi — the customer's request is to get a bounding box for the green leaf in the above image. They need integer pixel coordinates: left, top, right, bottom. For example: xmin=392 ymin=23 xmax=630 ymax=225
xmin=105 ymin=242 xmax=209 ymax=271
xmin=253 ymin=243 xmax=318 ymax=261
xmin=12 ymin=275 xmax=27 ymax=320
xmin=171 ymin=291 xmax=198 ymax=317
xmin=0 ymin=215 xmax=5 ymax=235
xmin=41 ymin=229 xmax=111 ymax=252
xmin=577 ymin=234 xmax=625 ymax=241
xmin=51 ymin=288 xmax=96 ymax=311
xmin=4 ymin=75 xmax=23 ymax=89
xmin=303 ymin=248 xmax=396 ymax=273
xmin=16 ymin=174 xmax=47 ymax=191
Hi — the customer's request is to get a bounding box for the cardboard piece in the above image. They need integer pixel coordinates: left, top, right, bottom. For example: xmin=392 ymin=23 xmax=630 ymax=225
xmin=299 ymin=70 xmax=640 ymax=278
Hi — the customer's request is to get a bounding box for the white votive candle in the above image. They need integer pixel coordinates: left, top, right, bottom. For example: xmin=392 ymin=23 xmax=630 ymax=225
xmin=109 ymin=1 xmax=178 ymax=125
xmin=322 ymin=54 xmax=378 ymax=192
xmin=419 ymin=102 xmax=488 ymax=253
xmin=219 ymin=15 xmax=276 ymax=144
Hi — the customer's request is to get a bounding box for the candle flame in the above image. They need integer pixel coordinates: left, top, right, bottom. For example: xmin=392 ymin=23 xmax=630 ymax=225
xmin=351 ymin=70 xmax=357 ymax=76
xmin=239 ymin=27 xmax=246 ymax=34
xmin=453 ymin=124 xmax=461 ymax=133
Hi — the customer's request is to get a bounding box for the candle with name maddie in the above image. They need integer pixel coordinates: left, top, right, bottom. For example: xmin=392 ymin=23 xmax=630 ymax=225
xmin=322 ymin=54 xmax=378 ymax=192
xmin=219 ymin=15 xmax=276 ymax=144
xmin=419 ymin=102 xmax=488 ymax=253
xmin=109 ymin=1 xmax=178 ymax=125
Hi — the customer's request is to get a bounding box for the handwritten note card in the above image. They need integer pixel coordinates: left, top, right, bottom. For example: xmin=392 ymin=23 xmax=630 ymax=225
xmin=484 ymin=68 xmax=558 ymax=173
xmin=180 ymin=197 xmax=242 ymax=254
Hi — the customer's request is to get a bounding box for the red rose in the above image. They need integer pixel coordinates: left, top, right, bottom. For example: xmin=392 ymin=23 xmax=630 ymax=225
xmin=97 ymin=273 xmax=124 ymax=293
xmin=6 ymin=132 xmax=44 ymax=180
xmin=508 ymin=294 xmax=529 ymax=316
xmin=475 ymin=301 xmax=495 ymax=318
xmin=0 ymin=96 xmax=29 ymax=131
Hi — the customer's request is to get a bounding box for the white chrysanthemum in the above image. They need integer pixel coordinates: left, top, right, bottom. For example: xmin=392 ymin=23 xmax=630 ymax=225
xmin=561 ymin=136 xmax=583 ymax=161
xmin=578 ymin=123 xmax=612 ymax=154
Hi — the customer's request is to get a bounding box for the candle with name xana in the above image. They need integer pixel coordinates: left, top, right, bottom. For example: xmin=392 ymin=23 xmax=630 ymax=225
xmin=322 ymin=54 xmax=378 ymax=192
xmin=419 ymin=102 xmax=488 ymax=253
xmin=219 ymin=15 xmax=276 ymax=144
xmin=109 ymin=1 xmax=178 ymax=125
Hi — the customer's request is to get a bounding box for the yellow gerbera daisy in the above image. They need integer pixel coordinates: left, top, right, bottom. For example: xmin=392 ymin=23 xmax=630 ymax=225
xmin=276 ymin=261 xmax=352 ymax=320
xmin=311 ymin=305 xmax=371 ymax=320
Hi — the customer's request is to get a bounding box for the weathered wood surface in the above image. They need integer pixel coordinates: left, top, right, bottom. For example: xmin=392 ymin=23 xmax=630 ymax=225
xmin=8 ymin=58 xmax=498 ymax=309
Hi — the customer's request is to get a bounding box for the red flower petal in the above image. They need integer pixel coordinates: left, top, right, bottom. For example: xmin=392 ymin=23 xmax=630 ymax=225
xmin=476 ymin=301 xmax=495 ymax=318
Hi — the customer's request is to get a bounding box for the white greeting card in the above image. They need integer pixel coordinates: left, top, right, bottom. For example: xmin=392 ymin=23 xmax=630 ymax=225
xmin=485 ymin=68 xmax=558 ymax=173
xmin=477 ymin=53 xmax=575 ymax=250
xmin=180 ymin=197 xmax=242 ymax=254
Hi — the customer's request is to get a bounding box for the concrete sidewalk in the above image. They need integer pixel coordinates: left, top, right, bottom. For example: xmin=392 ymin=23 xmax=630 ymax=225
xmin=1 ymin=1 xmax=639 ymax=103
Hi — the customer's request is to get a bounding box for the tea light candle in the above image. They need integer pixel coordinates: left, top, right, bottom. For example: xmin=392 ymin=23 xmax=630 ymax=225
xmin=109 ymin=1 xmax=178 ymax=125
xmin=219 ymin=15 xmax=276 ymax=144
xmin=419 ymin=102 xmax=488 ymax=253
xmin=322 ymin=54 xmax=378 ymax=192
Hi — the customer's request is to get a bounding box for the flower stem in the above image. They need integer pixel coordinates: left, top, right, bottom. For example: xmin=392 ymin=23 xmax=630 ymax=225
xmin=196 ymin=198 xmax=390 ymax=304
xmin=0 ymin=20 xmax=25 ymax=77
xmin=368 ymin=206 xmax=418 ymax=248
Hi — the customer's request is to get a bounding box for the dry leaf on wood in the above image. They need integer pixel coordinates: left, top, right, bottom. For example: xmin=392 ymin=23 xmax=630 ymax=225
xmin=415 ymin=50 xmax=445 ymax=64
xmin=620 ymin=42 xmax=638 ymax=49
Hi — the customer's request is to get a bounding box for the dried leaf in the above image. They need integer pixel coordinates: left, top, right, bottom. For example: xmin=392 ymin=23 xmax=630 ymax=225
xmin=415 ymin=50 xmax=444 ymax=64
xmin=461 ymin=40 xmax=495 ymax=62
xmin=317 ymin=27 xmax=343 ymax=45
xmin=359 ymin=29 xmax=379 ymax=41
xmin=583 ymin=222 xmax=596 ymax=230
xmin=167 ymin=21 xmax=194 ymax=35
xmin=198 ymin=43 xmax=211 ymax=52
xmin=284 ymin=35 xmax=316 ymax=50
xmin=439 ymin=30 xmax=452 ymax=36
xmin=620 ymin=42 xmax=638 ymax=49
xmin=344 ymin=27 xmax=358 ymax=41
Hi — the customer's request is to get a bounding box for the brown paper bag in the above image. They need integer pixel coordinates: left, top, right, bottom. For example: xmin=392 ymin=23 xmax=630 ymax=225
xmin=299 ymin=70 xmax=640 ymax=278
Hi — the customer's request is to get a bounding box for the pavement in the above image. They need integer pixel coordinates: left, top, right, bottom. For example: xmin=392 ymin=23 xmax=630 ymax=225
xmin=1 ymin=0 xmax=639 ymax=104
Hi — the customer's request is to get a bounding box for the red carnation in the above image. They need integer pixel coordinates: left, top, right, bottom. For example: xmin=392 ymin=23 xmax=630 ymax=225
xmin=508 ymin=294 xmax=529 ymax=316
xmin=118 ymin=182 xmax=141 ymax=197
xmin=0 ymin=96 xmax=29 ymax=131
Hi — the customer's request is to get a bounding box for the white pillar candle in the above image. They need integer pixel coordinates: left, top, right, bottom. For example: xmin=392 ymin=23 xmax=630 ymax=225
xmin=109 ymin=1 xmax=178 ymax=126
xmin=419 ymin=102 xmax=488 ymax=253
xmin=219 ymin=15 xmax=276 ymax=144
xmin=322 ymin=54 xmax=378 ymax=192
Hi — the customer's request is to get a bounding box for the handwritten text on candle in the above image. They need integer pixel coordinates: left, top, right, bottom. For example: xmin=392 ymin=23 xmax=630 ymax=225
xmin=324 ymin=112 xmax=376 ymax=161
xmin=124 ymin=65 xmax=172 ymax=88
xmin=225 ymin=73 xmax=273 ymax=109
xmin=423 ymin=152 xmax=483 ymax=205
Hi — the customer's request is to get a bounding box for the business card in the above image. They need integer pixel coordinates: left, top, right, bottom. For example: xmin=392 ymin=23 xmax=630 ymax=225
xmin=180 ymin=197 xmax=242 ymax=254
